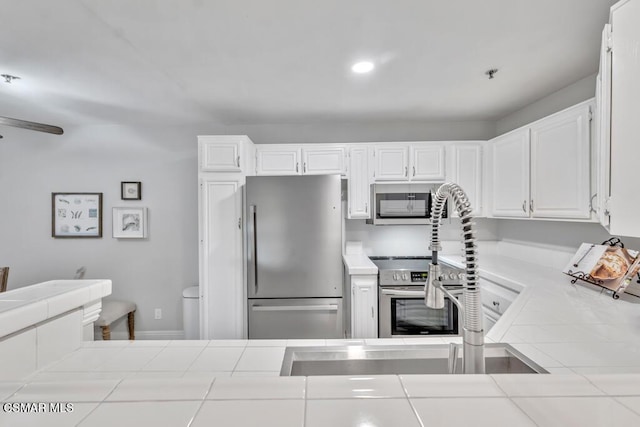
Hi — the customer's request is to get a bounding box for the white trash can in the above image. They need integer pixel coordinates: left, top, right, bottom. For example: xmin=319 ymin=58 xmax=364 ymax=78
xmin=182 ymin=286 xmax=200 ymax=340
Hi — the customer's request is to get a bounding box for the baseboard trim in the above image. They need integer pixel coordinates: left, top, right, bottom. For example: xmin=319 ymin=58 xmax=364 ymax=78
xmin=98 ymin=330 xmax=185 ymax=341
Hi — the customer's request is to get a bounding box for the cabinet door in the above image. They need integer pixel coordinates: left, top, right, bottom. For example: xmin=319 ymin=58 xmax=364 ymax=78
xmin=351 ymin=276 xmax=378 ymax=339
xmin=256 ymin=147 xmax=301 ymax=175
xmin=373 ymin=146 xmax=409 ymax=181
xmin=530 ymin=102 xmax=592 ymax=219
xmin=411 ymin=145 xmax=445 ymax=181
xmin=448 ymin=144 xmax=483 ymax=216
xmin=348 ymin=146 xmax=371 ymax=219
xmin=303 ymin=147 xmax=346 ymax=175
xmin=491 ymin=129 xmax=530 ymax=217
xmin=201 ymin=141 xmax=242 ymax=172
xmin=200 ymin=179 xmax=244 ymax=339
xmin=609 ymin=1 xmax=640 ymax=237
xmin=596 ymin=24 xmax=612 ymax=229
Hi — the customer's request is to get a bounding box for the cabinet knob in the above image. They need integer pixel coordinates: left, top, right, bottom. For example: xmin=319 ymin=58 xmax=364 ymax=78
xmin=365 ymin=202 xmax=368 ymax=213
xmin=530 ymin=199 xmax=534 ymax=212
xmin=371 ymin=307 xmax=374 ymax=318
xmin=522 ymin=200 xmax=527 ymax=213
xmin=405 ymin=166 xmax=408 ymax=177
xmin=296 ymin=162 xmax=299 ymax=173
xmin=413 ymin=166 xmax=416 ymax=177
xmin=303 ymin=162 xmax=307 ymax=173
xmin=237 ymin=156 xmax=240 ymax=167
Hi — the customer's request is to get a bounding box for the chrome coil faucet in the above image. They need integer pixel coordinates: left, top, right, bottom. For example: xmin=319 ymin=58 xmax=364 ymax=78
xmin=425 ymin=183 xmax=485 ymax=374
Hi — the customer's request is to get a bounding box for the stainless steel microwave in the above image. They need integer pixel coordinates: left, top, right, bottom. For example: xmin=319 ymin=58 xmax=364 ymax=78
xmin=367 ymin=183 xmax=447 ymax=225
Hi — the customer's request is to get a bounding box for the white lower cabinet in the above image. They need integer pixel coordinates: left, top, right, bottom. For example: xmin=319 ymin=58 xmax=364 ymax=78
xmin=350 ymin=275 xmax=378 ymax=339
xmin=479 ymin=278 xmax=519 ymax=334
xmin=199 ymin=178 xmax=244 ymax=339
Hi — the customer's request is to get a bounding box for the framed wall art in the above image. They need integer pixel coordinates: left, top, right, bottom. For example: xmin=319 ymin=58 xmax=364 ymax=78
xmin=112 ymin=207 xmax=148 ymax=239
xmin=52 ymin=193 xmax=103 ymax=238
xmin=121 ymin=181 xmax=142 ymax=200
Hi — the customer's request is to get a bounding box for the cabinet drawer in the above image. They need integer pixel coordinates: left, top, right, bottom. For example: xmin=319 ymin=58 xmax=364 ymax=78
xmin=479 ymin=279 xmax=518 ymax=315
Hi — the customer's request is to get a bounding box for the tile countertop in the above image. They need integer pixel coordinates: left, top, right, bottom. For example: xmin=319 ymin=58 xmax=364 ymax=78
xmin=0 ymin=279 xmax=111 ymax=338
xmin=438 ymin=253 xmax=640 ymax=374
xmin=4 ymin=256 xmax=640 ymax=426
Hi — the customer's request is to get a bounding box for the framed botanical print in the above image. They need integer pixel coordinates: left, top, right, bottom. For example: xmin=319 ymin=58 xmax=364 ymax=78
xmin=112 ymin=207 xmax=148 ymax=239
xmin=121 ymin=181 xmax=142 ymax=200
xmin=52 ymin=193 xmax=103 ymax=238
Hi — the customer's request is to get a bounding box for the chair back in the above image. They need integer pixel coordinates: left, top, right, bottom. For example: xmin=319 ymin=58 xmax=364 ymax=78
xmin=0 ymin=267 xmax=8 ymax=293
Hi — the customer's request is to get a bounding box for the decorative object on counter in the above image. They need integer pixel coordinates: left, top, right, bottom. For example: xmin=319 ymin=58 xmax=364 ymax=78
xmin=121 ymin=181 xmax=141 ymax=200
xmin=112 ymin=207 xmax=147 ymax=239
xmin=0 ymin=267 xmax=9 ymax=293
xmin=51 ymin=193 xmax=103 ymax=238
xmin=563 ymin=238 xmax=640 ymax=299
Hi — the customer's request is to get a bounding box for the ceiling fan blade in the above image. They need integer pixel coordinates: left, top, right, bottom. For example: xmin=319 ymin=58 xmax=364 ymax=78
xmin=0 ymin=116 xmax=64 ymax=135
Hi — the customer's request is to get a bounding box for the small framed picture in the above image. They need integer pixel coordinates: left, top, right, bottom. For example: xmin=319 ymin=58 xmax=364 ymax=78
xmin=112 ymin=207 xmax=148 ymax=239
xmin=121 ymin=181 xmax=142 ymax=200
xmin=52 ymin=193 xmax=103 ymax=238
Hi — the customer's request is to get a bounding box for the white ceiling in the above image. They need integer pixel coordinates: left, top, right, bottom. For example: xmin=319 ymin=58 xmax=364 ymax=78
xmin=0 ymin=0 xmax=617 ymax=130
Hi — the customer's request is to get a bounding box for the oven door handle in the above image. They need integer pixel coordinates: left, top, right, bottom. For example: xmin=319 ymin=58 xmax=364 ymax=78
xmin=380 ymin=289 xmax=425 ymax=297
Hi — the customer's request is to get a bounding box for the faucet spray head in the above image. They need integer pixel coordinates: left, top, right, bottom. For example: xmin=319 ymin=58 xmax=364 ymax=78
xmin=425 ymin=263 xmax=445 ymax=309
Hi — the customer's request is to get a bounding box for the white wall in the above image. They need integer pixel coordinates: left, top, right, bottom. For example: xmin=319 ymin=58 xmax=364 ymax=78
xmin=0 ymin=124 xmax=199 ymax=337
xmin=497 ymin=219 xmax=640 ymax=253
xmin=346 ymin=218 xmax=498 ymax=256
xmin=214 ymin=119 xmax=497 ymax=144
xmin=0 ymin=118 xmax=495 ymax=337
xmin=495 ymin=73 xmax=597 ymax=135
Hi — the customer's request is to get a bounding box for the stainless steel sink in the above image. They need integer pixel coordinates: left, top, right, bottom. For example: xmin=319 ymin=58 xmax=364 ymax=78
xmin=280 ymin=343 xmax=547 ymax=376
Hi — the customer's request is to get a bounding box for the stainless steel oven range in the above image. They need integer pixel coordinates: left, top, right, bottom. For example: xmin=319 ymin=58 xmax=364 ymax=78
xmin=371 ymin=257 xmax=464 ymax=338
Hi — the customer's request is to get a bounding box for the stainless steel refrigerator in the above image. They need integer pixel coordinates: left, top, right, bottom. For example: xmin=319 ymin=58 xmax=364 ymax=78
xmin=246 ymin=174 xmax=343 ymax=339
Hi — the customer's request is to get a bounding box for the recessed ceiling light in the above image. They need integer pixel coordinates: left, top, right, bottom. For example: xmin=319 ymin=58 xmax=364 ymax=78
xmin=352 ymin=61 xmax=374 ymax=74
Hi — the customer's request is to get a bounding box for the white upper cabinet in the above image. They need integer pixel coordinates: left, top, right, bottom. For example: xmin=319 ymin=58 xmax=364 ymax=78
xmin=199 ymin=135 xmax=250 ymax=172
xmin=596 ymin=23 xmax=612 ymax=229
xmin=302 ymin=146 xmax=346 ymax=175
xmin=256 ymin=145 xmax=345 ymax=176
xmin=530 ymin=103 xmax=592 ymax=219
xmin=256 ymin=146 xmax=301 ymax=175
xmin=411 ymin=145 xmax=446 ymax=181
xmin=606 ymin=0 xmax=640 ymax=237
xmin=373 ymin=143 xmax=446 ymax=182
xmin=373 ymin=146 xmax=409 ymax=180
xmin=447 ymin=143 xmax=483 ymax=216
xmin=490 ymin=100 xmax=594 ymax=221
xmin=348 ymin=146 xmax=371 ymax=219
xmin=491 ymin=129 xmax=531 ymax=218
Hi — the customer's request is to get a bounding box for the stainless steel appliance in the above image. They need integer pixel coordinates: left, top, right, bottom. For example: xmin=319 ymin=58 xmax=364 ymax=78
xmin=368 ymin=183 xmax=447 ymax=225
xmin=246 ymin=175 xmax=343 ymax=339
xmin=372 ymin=257 xmax=463 ymax=338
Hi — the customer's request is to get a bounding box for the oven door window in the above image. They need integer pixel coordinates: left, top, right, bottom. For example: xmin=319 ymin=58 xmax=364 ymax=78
xmin=391 ymin=297 xmax=458 ymax=335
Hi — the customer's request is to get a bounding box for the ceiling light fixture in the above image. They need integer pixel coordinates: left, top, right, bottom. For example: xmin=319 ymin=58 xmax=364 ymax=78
xmin=485 ymin=69 xmax=499 ymax=79
xmin=352 ymin=61 xmax=375 ymax=74
xmin=1 ymin=74 xmax=21 ymax=84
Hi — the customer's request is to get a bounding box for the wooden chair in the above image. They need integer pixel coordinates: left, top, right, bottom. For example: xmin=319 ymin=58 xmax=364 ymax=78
xmin=0 ymin=267 xmax=8 ymax=293
xmin=95 ymin=299 xmax=137 ymax=340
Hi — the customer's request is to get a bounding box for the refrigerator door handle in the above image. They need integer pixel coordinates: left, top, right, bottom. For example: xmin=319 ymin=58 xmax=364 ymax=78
xmin=248 ymin=205 xmax=258 ymax=295
xmin=251 ymin=304 xmax=339 ymax=312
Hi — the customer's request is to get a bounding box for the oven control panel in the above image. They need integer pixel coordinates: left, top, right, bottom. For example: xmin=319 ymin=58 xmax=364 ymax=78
xmin=379 ymin=265 xmax=465 ymax=286
xmin=410 ymin=272 xmax=428 ymax=282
